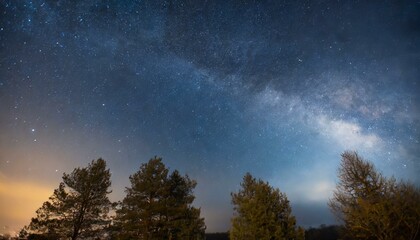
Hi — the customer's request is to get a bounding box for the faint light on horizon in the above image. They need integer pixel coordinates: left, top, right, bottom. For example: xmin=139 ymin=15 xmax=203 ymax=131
xmin=0 ymin=180 xmax=54 ymax=235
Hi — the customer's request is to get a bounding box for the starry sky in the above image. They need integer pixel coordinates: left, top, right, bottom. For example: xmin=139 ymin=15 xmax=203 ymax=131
xmin=1 ymin=0 xmax=419 ymax=234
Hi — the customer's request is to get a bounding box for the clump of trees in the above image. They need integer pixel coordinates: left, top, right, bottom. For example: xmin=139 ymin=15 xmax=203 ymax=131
xmin=22 ymin=157 xmax=205 ymax=240
xmin=22 ymin=151 xmax=419 ymax=240
xmin=230 ymin=173 xmax=304 ymax=240
xmin=329 ymin=151 xmax=420 ymax=240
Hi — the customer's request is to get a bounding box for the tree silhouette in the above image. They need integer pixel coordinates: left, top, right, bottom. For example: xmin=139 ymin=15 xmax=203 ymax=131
xmin=27 ymin=159 xmax=112 ymax=240
xmin=115 ymin=157 xmax=205 ymax=240
xmin=230 ymin=173 xmax=304 ymax=240
xmin=165 ymin=170 xmax=206 ymax=239
xmin=329 ymin=151 xmax=420 ymax=240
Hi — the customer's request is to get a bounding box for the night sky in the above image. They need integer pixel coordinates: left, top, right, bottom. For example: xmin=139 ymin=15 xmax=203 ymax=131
xmin=1 ymin=0 xmax=419 ymax=234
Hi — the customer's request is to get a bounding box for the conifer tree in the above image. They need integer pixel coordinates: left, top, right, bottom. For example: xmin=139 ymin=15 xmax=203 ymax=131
xmin=166 ymin=170 xmax=206 ymax=240
xmin=230 ymin=173 xmax=304 ymax=240
xmin=27 ymin=159 xmax=112 ymax=240
xmin=116 ymin=157 xmax=205 ymax=240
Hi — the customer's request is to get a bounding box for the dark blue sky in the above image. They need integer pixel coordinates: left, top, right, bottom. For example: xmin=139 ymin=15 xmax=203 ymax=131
xmin=1 ymin=0 xmax=419 ymax=233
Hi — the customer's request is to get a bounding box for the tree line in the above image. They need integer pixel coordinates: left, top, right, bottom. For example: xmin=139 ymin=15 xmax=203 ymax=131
xmin=19 ymin=152 xmax=419 ymax=240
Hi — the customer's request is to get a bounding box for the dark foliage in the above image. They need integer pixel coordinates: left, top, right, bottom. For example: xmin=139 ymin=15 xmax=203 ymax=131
xmin=27 ymin=233 xmax=59 ymax=240
xmin=205 ymin=232 xmax=229 ymax=240
xmin=305 ymin=225 xmax=344 ymax=240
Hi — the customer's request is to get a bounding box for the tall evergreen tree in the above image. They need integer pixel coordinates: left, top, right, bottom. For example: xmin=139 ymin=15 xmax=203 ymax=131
xmin=27 ymin=159 xmax=112 ymax=240
xmin=115 ymin=157 xmax=205 ymax=240
xmin=165 ymin=170 xmax=205 ymax=240
xmin=230 ymin=173 xmax=304 ymax=240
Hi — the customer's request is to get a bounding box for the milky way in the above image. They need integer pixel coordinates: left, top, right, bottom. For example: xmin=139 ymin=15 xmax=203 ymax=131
xmin=1 ymin=0 xmax=419 ymax=233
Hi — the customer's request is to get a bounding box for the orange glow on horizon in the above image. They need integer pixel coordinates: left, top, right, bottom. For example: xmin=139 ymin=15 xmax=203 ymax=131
xmin=0 ymin=178 xmax=54 ymax=234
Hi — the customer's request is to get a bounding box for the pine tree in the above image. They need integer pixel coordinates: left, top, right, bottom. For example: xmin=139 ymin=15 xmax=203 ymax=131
xmin=166 ymin=170 xmax=205 ymax=240
xmin=27 ymin=159 xmax=112 ymax=240
xmin=116 ymin=157 xmax=205 ymax=240
xmin=230 ymin=173 xmax=304 ymax=240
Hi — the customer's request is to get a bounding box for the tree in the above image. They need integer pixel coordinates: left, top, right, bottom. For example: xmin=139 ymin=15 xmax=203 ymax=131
xmin=329 ymin=151 xmax=420 ymax=240
xmin=115 ymin=157 xmax=205 ymax=240
xmin=165 ymin=170 xmax=206 ymax=239
xmin=27 ymin=159 xmax=112 ymax=240
xmin=230 ymin=173 xmax=304 ymax=240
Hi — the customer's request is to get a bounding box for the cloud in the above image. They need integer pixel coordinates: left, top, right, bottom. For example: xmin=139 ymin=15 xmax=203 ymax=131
xmin=269 ymin=162 xmax=338 ymax=226
xmin=286 ymin=179 xmax=335 ymax=204
xmin=308 ymin=180 xmax=335 ymax=201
